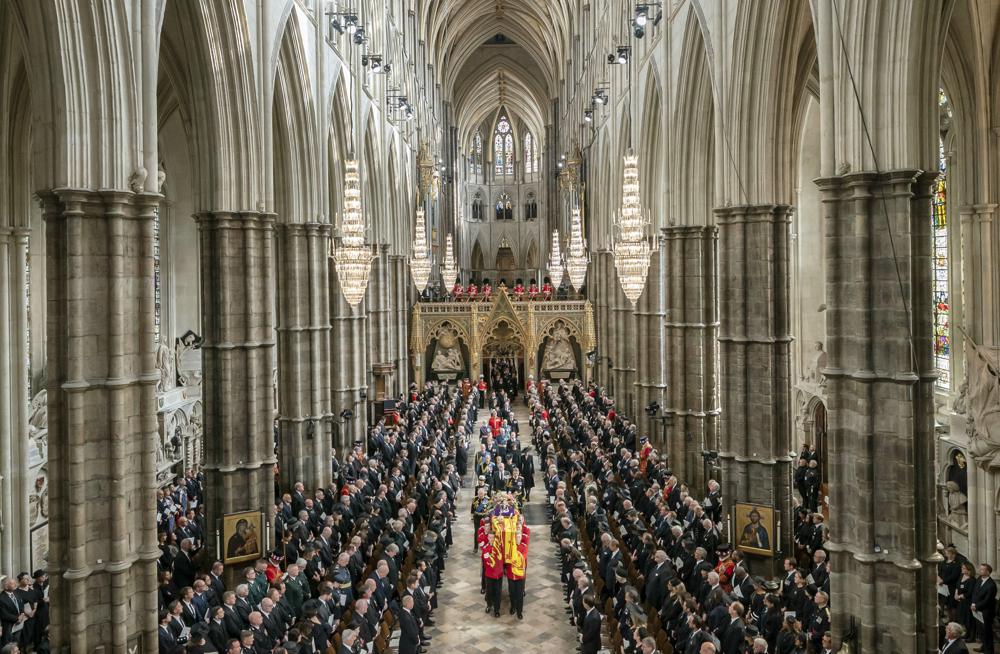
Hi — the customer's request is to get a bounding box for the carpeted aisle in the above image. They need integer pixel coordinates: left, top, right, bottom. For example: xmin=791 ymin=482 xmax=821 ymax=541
xmin=425 ymin=407 xmax=580 ymax=653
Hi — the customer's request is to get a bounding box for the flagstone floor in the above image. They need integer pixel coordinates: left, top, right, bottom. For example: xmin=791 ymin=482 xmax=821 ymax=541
xmin=425 ymin=406 xmax=580 ymax=654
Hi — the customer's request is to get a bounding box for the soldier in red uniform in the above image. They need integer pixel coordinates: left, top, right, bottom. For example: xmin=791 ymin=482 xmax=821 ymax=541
xmin=638 ymin=435 xmax=653 ymax=476
xmin=505 ymin=524 xmax=530 ymax=620
xmin=482 ymin=530 xmax=505 ymax=617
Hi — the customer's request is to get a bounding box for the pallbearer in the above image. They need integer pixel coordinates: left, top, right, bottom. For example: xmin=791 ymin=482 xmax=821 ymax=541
xmin=482 ymin=528 xmax=504 ymax=617
xmin=505 ymin=515 xmax=530 ymax=619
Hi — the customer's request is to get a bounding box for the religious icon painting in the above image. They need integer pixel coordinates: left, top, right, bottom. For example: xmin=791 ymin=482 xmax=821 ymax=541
xmin=222 ymin=510 xmax=263 ymax=565
xmin=734 ymin=502 xmax=775 ymax=557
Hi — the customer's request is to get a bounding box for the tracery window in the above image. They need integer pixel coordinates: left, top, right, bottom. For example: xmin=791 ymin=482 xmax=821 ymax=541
xmin=495 ymin=192 xmax=513 ymax=220
xmin=524 ymin=132 xmax=535 ymax=174
xmin=474 ymin=130 xmax=483 ymax=175
xmin=933 ymin=90 xmax=951 ymax=390
xmin=495 ymin=115 xmax=514 ymax=177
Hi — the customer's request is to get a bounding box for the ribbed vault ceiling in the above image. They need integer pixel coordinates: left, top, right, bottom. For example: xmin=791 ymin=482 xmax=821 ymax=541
xmin=418 ymin=0 xmax=574 ymax=147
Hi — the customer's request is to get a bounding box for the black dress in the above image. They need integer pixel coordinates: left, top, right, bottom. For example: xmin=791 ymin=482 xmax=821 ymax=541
xmin=956 ymin=575 xmax=975 ymax=636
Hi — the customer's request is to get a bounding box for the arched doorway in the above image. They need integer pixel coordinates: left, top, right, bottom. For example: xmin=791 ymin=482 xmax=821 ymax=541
xmin=496 ymin=240 xmax=516 ymax=280
xmin=482 ymin=319 xmax=524 ymax=397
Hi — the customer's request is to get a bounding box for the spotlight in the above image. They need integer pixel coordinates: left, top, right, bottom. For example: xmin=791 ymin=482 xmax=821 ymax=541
xmin=353 ymin=27 xmax=365 ymax=45
xmin=635 ymin=5 xmax=649 ymax=26
xmin=633 ymin=23 xmax=645 ymax=39
xmin=404 ymin=105 xmax=414 ymax=120
xmin=617 ymin=46 xmax=630 ymax=65
xmin=331 ymin=17 xmax=344 ymax=34
xmin=557 ymin=162 xmax=564 ymax=169
xmin=383 ymin=63 xmax=391 ymax=74
xmin=607 ymin=53 xmax=616 ymax=65
xmin=584 ymin=109 xmax=593 ymax=122
xmin=345 ymin=15 xmax=358 ymax=34
xmin=593 ymin=88 xmax=608 ymax=105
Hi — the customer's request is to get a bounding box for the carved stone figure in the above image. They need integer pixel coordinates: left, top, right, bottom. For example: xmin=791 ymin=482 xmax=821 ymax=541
xmin=27 ymin=389 xmax=48 ymax=462
xmin=156 ymin=336 xmax=176 ymax=393
xmin=542 ymin=327 xmax=577 ymax=371
xmin=952 ymin=377 xmax=968 ymax=415
xmin=157 ymin=166 xmax=167 ymax=193
xmin=944 ymin=480 xmax=968 ymax=528
xmin=28 ymin=470 xmax=48 ymax=527
xmin=966 ymin=341 xmax=1000 ymax=469
xmin=805 ymin=341 xmax=828 ymax=387
xmin=432 ymin=333 xmax=464 ymax=372
xmin=175 ymin=330 xmax=204 ymax=387
xmin=129 ymin=166 xmax=148 ymax=194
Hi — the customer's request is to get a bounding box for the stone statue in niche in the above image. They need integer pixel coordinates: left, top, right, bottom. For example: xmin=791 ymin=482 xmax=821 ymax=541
xmin=28 ymin=470 xmax=48 ymax=527
xmin=156 ymin=336 xmax=176 ymax=393
xmin=27 ymin=389 xmax=48 ymax=463
xmin=804 ymin=341 xmax=828 ymax=388
xmin=542 ymin=327 xmax=577 ymax=372
xmin=175 ymin=330 xmax=204 ymax=387
xmin=431 ymin=333 xmax=464 ymax=372
xmin=945 ymin=480 xmax=968 ymax=528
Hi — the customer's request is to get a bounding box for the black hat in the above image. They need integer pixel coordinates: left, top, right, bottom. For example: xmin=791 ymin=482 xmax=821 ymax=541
xmin=32 ymin=570 xmax=46 ymax=579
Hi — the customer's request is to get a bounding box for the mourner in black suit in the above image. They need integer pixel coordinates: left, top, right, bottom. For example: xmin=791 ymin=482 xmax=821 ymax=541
xmin=970 ymin=565 xmax=997 ymax=654
xmin=398 ymin=595 xmax=423 ymax=654
xmin=580 ymin=594 xmax=603 ymax=654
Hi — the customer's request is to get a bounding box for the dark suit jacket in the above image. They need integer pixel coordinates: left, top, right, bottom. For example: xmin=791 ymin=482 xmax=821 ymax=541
xmin=159 ymin=625 xmax=181 ymax=654
xmin=207 ymin=620 xmax=229 ymax=652
xmin=971 ymin=577 xmax=997 ymax=618
xmin=398 ymin=609 xmax=421 ymax=654
xmin=222 ymin=605 xmax=244 ymax=638
xmin=173 ymin=551 xmax=197 ymax=589
xmin=941 ymin=639 xmax=969 ymax=654
xmin=581 ymin=609 xmax=602 ymax=654
xmin=721 ymin=619 xmax=745 ymax=654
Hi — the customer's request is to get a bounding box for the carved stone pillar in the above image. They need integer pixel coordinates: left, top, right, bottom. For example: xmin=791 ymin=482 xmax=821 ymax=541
xmin=0 ymin=226 xmax=31 ymax=574
xmin=276 ymin=222 xmax=333 ymax=491
xmin=717 ymin=204 xmax=793 ymax=566
xmin=663 ymin=225 xmax=720 ymax=489
xmin=329 ymin=256 xmax=369 ymax=449
xmin=816 ymin=171 xmax=939 ymax=653
xmin=41 ymin=189 xmax=160 ymax=653
xmin=197 ymin=211 xmax=276 ymax=551
xmin=590 ymin=250 xmax=614 ymax=389
xmin=390 ymin=255 xmax=410 ymax=395
xmin=634 ymin=246 xmax=665 ymax=443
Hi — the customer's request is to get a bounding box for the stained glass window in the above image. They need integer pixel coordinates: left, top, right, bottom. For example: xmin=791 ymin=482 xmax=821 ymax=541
xmin=474 ymin=130 xmax=483 ymax=175
xmin=504 ymin=134 xmax=514 ymax=175
xmin=494 ymin=133 xmax=504 ymax=176
xmin=932 ymin=120 xmax=950 ymax=389
xmin=495 ymin=115 xmax=514 ymax=177
xmin=524 ymin=133 xmax=534 ymax=174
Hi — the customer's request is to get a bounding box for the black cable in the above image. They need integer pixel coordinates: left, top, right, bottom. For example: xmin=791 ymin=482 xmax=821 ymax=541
xmin=831 ymin=0 xmax=918 ymax=373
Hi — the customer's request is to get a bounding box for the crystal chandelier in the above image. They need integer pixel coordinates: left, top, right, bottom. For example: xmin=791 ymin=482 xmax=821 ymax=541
xmin=548 ymin=229 xmax=564 ymax=284
xmin=441 ymin=233 xmax=458 ymax=288
xmin=565 ymin=207 xmax=589 ymax=291
xmin=331 ymin=159 xmax=376 ymax=308
xmin=409 ymin=207 xmax=432 ymax=292
xmin=612 ymin=152 xmax=651 ymax=305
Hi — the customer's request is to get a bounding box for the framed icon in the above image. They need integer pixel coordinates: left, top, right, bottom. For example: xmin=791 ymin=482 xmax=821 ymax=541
xmin=222 ymin=510 xmax=263 ymax=565
xmin=734 ymin=502 xmax=775 ymax=557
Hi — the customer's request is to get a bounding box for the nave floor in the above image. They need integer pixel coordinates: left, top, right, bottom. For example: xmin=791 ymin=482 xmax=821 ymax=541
xmin=426 ymin=407 xmax=580 ymax=653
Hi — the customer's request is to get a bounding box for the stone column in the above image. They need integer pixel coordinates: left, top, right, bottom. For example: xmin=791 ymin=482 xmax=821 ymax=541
xmin=197 ymin=211 xmax=276 ymax=553
xmin=816 ymin=171 xmax=938 ymax=653
xmin=329 ymin=256 xmax=369 ymax=450
xmin=717 ymin=204 xmax=793 ymax=563
xmin=589 ymin=250 xmax=614 ymax=389
xmin=41 ymin=189 xmax=160 ymax=653
xmin=0 ymin=226 xmax=32 ymax=574
xmin=276 ymin=222 xmax=333 ymax=491
xmin=663 ymin=225 xmax=720 ymax=489
xmin=634 ymin=246 xmax=665 ymax=443
xmin=390 ymin=255 xmax=410 ymax=395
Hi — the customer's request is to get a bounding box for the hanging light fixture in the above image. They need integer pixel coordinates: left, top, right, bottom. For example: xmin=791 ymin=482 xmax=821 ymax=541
xmin=565 ymin=207 xmax=590 ymax=291
xmin=441 ymin=233 xmax=459 ymax=289
xmin=612 ymin=152 xmax=651 ymax=305
xmin=331 ymin=159 xmax=376 ymax=308
xmin=548 ymin=229 xmax=565 ymax=284
xmin=409 ymin=207 xmax=432 ymax=292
